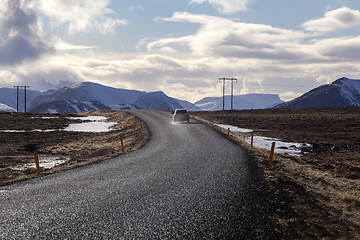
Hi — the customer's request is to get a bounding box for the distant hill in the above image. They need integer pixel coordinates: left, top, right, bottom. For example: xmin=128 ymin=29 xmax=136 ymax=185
xmin=276 ymin=77 xmax=360 ymax=108
xmin=134 ymin=91 xmax=183 ymax=111
xmin=194 ymin=94 xmax=284 ymax=111
xmin=30 ymin=100 xmax=108 ymax=114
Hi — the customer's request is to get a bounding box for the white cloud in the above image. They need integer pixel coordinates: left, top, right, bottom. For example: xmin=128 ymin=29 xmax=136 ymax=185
xmin=190 ymin=0 xmax=252 ymax=14
xmin=31 ymin=0 xmax=127 ymax=34
xmin=0 ymin=0 xmax=54 ymax=65
xmin=153 ymin=12 xmax=312 ymax=60
xmin=302 ymin=7 xmax=360 ymax=32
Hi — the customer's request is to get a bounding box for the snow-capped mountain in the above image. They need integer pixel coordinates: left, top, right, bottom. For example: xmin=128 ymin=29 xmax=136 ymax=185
xmin=195 ymin=94 xmax=284 ymax=111
xmin=29 ymin=82 xmax=145 ymax=111
xmin=0 ymin=103 xmax=16 ymax=112
xmin=275 ymin=77 xmax=360 ymax=108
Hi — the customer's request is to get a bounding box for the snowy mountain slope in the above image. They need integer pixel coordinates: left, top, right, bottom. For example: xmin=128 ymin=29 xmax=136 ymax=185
xmin=134 ymin=91 xmax=183 ymax=111
xmin=0 ymin=87 xmax=41 ymax=111
xmin=0 ymin=103 xmax=16 ymax=112
xmin=195 ymin=94 xmax=284 ymax=111
xmin=276 ymin=77 xmax=360 ymax=108
xmin=30 ymin=100 xmax=108 ymax=113
xmin=30 ymin=82 xmax=145 ymax=110
xmin=175 ymin=99 xmax=202 ymax=111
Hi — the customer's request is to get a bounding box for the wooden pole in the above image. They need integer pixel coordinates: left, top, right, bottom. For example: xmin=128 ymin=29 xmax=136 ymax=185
xmin=268 ymin=142 xmax=276 ymax=166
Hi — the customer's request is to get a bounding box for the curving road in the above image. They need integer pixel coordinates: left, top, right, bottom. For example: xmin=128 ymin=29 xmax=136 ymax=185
xmin=0 ymin=110 xmax=274 ymax=239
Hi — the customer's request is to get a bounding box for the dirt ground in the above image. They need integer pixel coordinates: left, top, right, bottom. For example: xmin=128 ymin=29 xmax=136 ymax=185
xmin=191 ymin=108 xmax=360 ymax=239
xmin=0 ymin=110 xmax=149 ymax=185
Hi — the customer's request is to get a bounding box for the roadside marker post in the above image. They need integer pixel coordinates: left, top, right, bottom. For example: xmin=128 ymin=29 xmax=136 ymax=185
xmin=121 ymin=139 xmax=124 ymax=153
xmin=268 ymin=142 xmax=276 ymax=166
xmin=133 ymin=115 xmax=135 ymax=120
xmin=34 ymin=152 xmax=41 ymax=174
xmin=121 ymin=108 xmax=122 ymax=112
xmin=208 ymin=120 xmax=211 ymax=127
xmin=140 ymin=130 xmax=144 ymax=141
xmin=228 ymin=128 xmax=230 ymax=136
xmin=147 ymin=105 xmax=148 ymax=110
xmin=251 ymin=133 xmax=254 ymax=147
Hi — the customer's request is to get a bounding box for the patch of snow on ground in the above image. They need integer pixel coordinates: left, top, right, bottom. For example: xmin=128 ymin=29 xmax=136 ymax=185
xmin=64 ymin=116 xmax=117 ymax=132
xmin=246 ymin=136 xmax=311 ymax=156
xmin=10 ymin=157 xmax=69 ymax=171
xmin=31 ymin=117 xmax=59 ymax=119
xmin=1 ymin=116 xmax=117 ymax=133
xmin=0 ymin=130 xmax=26 ymax=132
xmin=216 ymin=123 xmax=310 ymax=156
xmin=215 ymin=124 xmax=253 ymax=133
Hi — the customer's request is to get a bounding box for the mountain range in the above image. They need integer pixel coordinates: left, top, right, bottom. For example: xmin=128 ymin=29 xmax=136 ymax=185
xmin=0 ymin=82 xmax=284 ymax=113
xmin=3 ymin=77 xmax=358 ymax=113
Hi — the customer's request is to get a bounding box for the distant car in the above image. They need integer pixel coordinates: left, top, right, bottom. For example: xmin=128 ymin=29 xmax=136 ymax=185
xmin=173 ymin=109 xmax=190 ymax=123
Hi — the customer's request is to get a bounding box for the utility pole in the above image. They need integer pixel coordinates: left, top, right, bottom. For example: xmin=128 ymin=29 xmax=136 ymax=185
xmin=14 ymin=86 xmax=30 ymax=112
xmin=218 ymin=78 xmax=237 ymax=110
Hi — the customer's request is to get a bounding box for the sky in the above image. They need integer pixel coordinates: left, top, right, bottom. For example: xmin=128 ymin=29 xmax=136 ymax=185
xmin=1 ymin=0 xmax=360 ymax=103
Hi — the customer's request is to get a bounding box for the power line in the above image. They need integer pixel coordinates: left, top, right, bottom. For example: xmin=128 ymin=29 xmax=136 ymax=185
xmin=243 ymin=83 xmax=317 ymax=88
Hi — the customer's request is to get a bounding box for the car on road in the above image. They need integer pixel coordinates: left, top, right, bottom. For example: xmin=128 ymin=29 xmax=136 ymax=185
xmin=173 ymin=109 xmax=190 ymax=123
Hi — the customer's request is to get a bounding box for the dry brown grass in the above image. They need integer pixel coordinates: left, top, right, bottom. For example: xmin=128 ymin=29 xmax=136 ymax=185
xmin=192 ymin=108 xmax=360 ymax=239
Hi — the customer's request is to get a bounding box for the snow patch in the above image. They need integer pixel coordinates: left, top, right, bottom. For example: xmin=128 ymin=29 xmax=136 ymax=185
xmin=64 ymin=116 xmax=117 ymax=132
xmin=216 ymin=123 xmax=310 ymax=156
xmin=10 ymin=157 xmax=69 ymax=171
xmin=246 ymin=136 xmax=311 ymax=156
xmin=215 ymin=124 xmax=253 ymax=133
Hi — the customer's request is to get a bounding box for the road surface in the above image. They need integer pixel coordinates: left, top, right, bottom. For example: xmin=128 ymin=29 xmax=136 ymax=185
xmin=0 ymin=110 xmax=274 ymax=239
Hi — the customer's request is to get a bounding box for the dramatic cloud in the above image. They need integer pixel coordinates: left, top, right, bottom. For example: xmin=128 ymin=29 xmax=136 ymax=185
xmin=190 ymin=0 xmax=252 ymax=14
xmin=0 ymin=0 xmax=53 ymax=65
xmin=31 ymin=0 xmax=127 ymax=34
xmin=3 ymin=5 xmax=360 ymax=103
xmin=302 ymin=7 xmax=360 ymax=32
xmin=152 ymin=12 xmax=312 ymax=60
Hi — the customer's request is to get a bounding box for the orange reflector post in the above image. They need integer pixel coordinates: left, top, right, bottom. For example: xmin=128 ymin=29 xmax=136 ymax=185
xmin=34 ymin=152 xmax=41 ymax=174
xmin=268 ymin=142 xmax=276 ymax=166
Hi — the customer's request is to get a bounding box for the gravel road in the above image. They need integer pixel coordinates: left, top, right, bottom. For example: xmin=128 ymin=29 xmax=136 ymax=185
xmin=0 ymin=110 xmax=274 ymax=239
